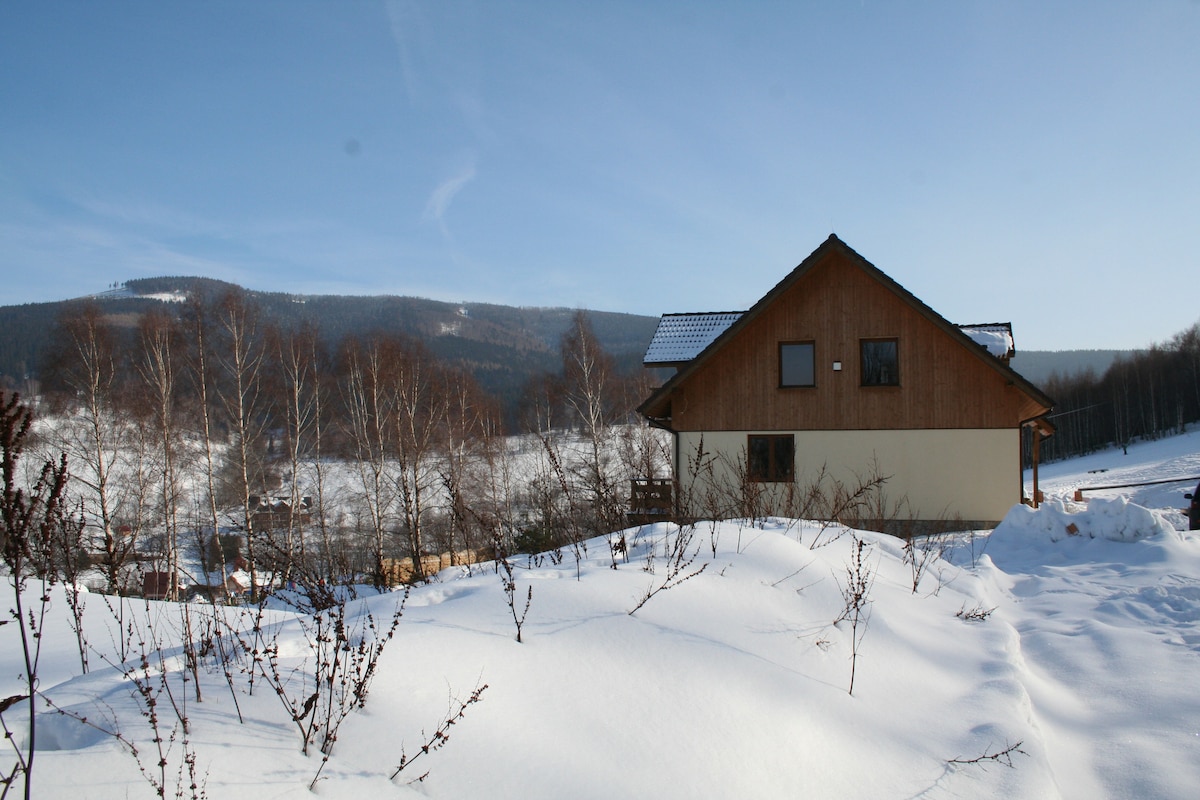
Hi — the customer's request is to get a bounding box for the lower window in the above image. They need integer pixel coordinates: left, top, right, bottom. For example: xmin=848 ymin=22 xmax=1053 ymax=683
xmin=748 ymin=434 xmax=795 ymax=482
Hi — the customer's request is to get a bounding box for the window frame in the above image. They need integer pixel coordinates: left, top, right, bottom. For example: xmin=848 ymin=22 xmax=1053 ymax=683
xmin=860 ymin=338 xmax=900 ymax=387
xmin=747 ymin=434 xmax=795 ymax=483
xmin=778 ymin=341 xmax=816 ymax=388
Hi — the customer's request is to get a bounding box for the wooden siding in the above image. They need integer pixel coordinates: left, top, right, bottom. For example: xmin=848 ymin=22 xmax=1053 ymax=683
xmin=668 ymin=248 xmax=1046 ymax=432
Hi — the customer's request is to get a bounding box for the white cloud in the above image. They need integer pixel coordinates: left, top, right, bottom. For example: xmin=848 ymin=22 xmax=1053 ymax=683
xmin=384 ymin=0 xmax=425 ymax=106
xmin=422 ymin=160 xmax=477 ymax=238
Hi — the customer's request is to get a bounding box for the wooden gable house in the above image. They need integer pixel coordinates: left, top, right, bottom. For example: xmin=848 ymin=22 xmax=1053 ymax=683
xmin=638 ymin=234 xmax=1054 ymax=527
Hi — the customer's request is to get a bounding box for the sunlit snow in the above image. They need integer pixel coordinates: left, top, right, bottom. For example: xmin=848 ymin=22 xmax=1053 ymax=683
xmin=4 ymin=433 xmax=1200 ymax=798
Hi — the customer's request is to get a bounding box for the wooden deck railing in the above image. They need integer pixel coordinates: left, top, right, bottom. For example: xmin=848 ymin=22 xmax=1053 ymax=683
xmin=628 ymin=478 xmax=673 ymax=524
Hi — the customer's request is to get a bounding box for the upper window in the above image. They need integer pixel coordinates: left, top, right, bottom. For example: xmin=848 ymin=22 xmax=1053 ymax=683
xmin=779 ymin=342 xmax=815 ymax=387
xmin=861 ymin=339 xmax=899 ymax=386
xmin=748 ymin=434 xmax=795 ymax=482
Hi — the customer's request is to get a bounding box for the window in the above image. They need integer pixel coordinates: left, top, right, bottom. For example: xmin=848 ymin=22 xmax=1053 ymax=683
xmin=861 ymin=338 xmax=899 ymax=386
xmin=779 ymin=342 xmax=815 ymax=387
xmin=748 ymin=434 xmax=795 ymax=482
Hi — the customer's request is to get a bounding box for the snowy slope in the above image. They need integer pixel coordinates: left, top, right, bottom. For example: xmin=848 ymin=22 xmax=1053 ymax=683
xmin=5 ymin=434 xmax=1200 ymax=799
xmin=1032 ymin=427 xmax=1200 ymax=526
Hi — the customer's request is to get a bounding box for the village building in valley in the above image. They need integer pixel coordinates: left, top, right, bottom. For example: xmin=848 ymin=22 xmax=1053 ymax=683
xmin=637 ymin=234 xmax=1055 ymax=528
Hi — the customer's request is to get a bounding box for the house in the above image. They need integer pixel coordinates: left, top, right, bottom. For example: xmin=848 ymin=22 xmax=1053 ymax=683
xmin=637 ymin=234 xmax=1054 ymax=528
xmin=142 ymin=570 xmax=179 ymax=600
xmin=248 ymin=494 xmax=313 ymax=531
xmin=224 ymin=570 xmax=250 ymax=598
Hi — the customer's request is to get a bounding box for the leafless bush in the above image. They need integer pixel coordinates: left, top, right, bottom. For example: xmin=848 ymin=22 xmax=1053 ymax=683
xmin=492 ymin=530 xmax=532 ymax=643
xmin=835 ymin=534 xmax=874 ymax=696
xmin=964 ymin=530 xmax=992 ymax=569
xmin=190 ymin=605 xmax=246 ymax=724
xmin=629 ymin=526 xmax=708 ymax=615
xmin=70 ymin=598 xmax=211 ymax=800
xmin=535 ymin=432 xmax=588 ymax=579
xmin=118 ymin=613 xmax=207 ymax=800
xmin=690 ymin=448 xmax=768 ymax=525
xmin=41 ymin=687 xmax=207 ymax=800
xmin=1 ymin=390 xmax=72 ymax=800
xmin=259 ymin=591 xmax=406 ymax=788
xmin=678 ymin=436 xmax=720 ymax=526
xmin=390 ymin=681 xmax=489 ymax=784
xmin=902 ymin=533 xmax=946 ymax=594
xmin=222 ymin=600 xmax=271 ymax=698
xmin=674 ymin=439 xmax=894 ymax=549
xmin=955 ymin=603 xmax=996 ymax=622
xmin=807 ymin=464 xmax=891 ymax=549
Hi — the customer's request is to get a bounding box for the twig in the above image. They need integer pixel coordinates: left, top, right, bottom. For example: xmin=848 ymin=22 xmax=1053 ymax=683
xmin=390 ymin=682 xmax=488 ymax=783
xmin=948 ymin=739 xmax=1027 ymax=769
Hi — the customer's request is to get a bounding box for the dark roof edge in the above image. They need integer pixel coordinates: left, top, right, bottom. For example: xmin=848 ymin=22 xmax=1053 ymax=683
xmin=657 ymin=310 xmax=747 ymax=318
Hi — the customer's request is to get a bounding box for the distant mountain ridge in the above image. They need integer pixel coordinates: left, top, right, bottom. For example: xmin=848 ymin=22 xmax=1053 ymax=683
xmin=0 ymin=276 xmax=662 ymax=411
xmin=1008 ymin=349 xmax=1134 ymax=386
xmin=0 ymin=276 xmax=1129 ymax=403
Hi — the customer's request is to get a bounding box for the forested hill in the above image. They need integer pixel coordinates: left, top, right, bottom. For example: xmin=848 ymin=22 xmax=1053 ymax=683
xmin=0 ymin=277 xmax=660 ymax=409
xmin=0 ymin=275 xmax=1137 ymax=408
xmin=1007 ymin=349 xmax=1131 ymax=386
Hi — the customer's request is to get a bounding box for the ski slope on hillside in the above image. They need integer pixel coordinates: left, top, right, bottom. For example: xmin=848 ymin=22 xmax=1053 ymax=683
xmin=3 ymin=433 xmax=1199 ymax=798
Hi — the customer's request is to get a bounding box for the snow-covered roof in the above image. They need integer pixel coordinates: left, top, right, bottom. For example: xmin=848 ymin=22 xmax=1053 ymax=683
xmin=643 ymin=312 xmax=744 ymax=365
xmin=957 ymin=323 xmax=1015 ymax=359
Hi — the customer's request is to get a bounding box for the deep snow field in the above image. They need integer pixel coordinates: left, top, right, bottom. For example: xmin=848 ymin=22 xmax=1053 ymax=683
xmin=5 ymin=432 xmax=1200 ymax=799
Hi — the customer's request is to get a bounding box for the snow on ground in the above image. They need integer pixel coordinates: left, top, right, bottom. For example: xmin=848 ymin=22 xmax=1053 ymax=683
xmin=1032 ymin=427 xmax=1200 ymax=529
xmin=4 ymin=433 xmax=1200 ymax=798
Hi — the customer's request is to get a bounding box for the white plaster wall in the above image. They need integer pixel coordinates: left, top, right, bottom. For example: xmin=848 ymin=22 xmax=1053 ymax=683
xmin=675 ymin=428 xmax=1020 ymax=524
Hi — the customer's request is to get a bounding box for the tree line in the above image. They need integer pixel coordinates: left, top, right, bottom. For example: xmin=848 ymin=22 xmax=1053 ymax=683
xmin=1037 ymin=321 xmax=1200 ymax=462
xmin=32 ymin=288 xmax=667 ymax=604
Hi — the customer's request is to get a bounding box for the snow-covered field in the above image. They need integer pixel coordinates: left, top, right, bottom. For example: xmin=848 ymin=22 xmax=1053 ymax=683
xmin=5 ymin=434 xmax=1200 ymax=798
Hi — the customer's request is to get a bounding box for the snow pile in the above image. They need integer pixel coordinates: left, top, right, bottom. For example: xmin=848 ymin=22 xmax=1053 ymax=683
xmin=994 ymin=496 xmax=1175 ymax=543
xmin=961 ymin=502 xmax=1200 ymax=800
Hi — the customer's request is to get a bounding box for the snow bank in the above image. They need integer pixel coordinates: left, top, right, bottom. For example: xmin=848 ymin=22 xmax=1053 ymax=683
xmin=993 ymin=496 xmax=1175 ymax=543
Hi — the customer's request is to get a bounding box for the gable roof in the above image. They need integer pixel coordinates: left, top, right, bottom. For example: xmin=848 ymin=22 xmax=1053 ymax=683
xmin=639 ymin=234 xmax=1053 ymax=421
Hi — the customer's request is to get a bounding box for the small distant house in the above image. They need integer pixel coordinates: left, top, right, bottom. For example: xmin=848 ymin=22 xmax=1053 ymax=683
xmin=248 ymin=495 xmax=313 ymax=531
xmin=225 ymin=570 xmax=250 ymax=598
xmin=142 ymin=571 xmax=179 ymax=600
xmin=637 ymin=235 xmax=1054 ymax=527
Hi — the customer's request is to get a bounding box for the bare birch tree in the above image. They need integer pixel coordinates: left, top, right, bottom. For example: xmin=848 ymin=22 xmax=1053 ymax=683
xmin=339 ymin=335 xmax=398 ymax=588
xmin=267 ymin=320 xmax=339 ymax=599
xmin=44 ymin=303 xmax=136 ymax=593
xmin=560 ymin=311 xmax=623 ymax=537
xmin=212 ymin=289 xmax=268 ymax=598
xmin=181 ymin=292 xmax=226 ymax=586
xmin=390 ymin=338 xmax=446 ymax=580
xmin=437 ymin=365 xmax=495 ymax=562
xmin=135 ymin=308 xmax=183 ymax=597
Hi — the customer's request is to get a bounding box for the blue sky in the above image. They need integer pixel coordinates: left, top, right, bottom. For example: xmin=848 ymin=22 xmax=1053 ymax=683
xmin=2 ymin=1 xmax=1198 ymax=351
